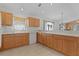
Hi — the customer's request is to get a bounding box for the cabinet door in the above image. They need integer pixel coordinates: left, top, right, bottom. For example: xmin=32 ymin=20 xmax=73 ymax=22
xmin=76 ymin=39 xmax=79 ymax=56
xmin=2 ymin=34 xmax=16 ymax=49
xmin=2 ymin=33 xmax=29 ymax=49
xmin=37 ymin=33 xmax=47 ymax=45
xmin=28 ymin=17 xmax=40 ymax=27
xmin=55 ymin=35 xmax=63 ymax=52
xmin=37 ymin=33 xmax=43 ymax=44
xmin=14 ymin=34 xmax=22 ymax=47
xmin=15 ymin=33 xmax=29 ymax=47
xmin=1 ymin=12 xmax=13 ymax=26
xmin=29 ymin=17 xmax=35 ymax=27
xmin=53 ymin=35 xmax=58 ymax=50
xmin=37 ymin=33 xmax=40 ymax=43
xmin=21 ymin=33 xmax=29 ymax=45
xmin=34 ymin=19 xmax=40 ymax=27
xmin=41 ymin=33 xmax=47 ymax=45
xmin=51 ymin=34 xmax=55 ymax=49
xmin=46 ymin=34 xmax=53 ymax=48
xmin=63 ymin=36 xmax=77 ymax=56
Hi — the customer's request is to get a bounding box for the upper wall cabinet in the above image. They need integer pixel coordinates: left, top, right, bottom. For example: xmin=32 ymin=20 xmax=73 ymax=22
xmin=26 ymin=17 xmax=40 ymax=27
xmin=1 ymin=12 xmax=13 ymax=26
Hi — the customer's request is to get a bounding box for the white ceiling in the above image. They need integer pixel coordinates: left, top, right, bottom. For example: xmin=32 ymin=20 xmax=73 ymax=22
xmin=0 ymin=3 xmax=79 ymax=22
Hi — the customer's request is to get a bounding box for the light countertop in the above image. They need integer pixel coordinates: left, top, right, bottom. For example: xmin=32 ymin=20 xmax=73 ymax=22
xmin=38 ymin=31 xmax=79 ymax=37
xmin=0 ymin=30 xmax=29 ymax=34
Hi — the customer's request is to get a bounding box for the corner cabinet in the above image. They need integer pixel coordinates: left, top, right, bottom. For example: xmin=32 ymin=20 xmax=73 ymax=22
xmin=26 ymin=17 xmax=40 ymax=27
xmin=37 ymin=32 xmax=47 ymax=45
xmin=1 ymin=12 xmax=13 ymax=26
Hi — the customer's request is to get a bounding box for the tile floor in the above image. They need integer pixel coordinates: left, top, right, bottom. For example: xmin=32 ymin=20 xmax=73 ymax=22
xmin=0 ymin=43 xmax=64 ymax=56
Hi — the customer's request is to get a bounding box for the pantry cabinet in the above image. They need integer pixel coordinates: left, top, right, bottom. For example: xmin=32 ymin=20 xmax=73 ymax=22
xmin=2 ymin=33 xmax=29 ymax=49
xmin=1 ymin=12 xmax=13 ymax=26
xmin=27 ymin=17 xmax=40 ymax=27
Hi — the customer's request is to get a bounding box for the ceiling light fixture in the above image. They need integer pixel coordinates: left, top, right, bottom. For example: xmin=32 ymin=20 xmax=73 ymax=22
xmin=38 ymin=3 xmax=42 ymax=7
xmin=20 ymin=8 xmax=24 ymax=11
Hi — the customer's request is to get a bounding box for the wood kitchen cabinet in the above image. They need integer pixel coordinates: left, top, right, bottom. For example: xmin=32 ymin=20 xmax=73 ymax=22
xmin=2 ymin=33 xmax=29 ymax=49
xmin=37 ymin=32 xmax=41 ymax=43
xmin=54 ymin=35 xmax=63 ymax=52
xmin=37 ymin=32 xmax=55 ymax=48
xmin=1 ymin=12 xmax=13 ymax=26
xmin=46 ymin=34 xmax=54 ymax=48
xmin=37 ymin=32 xmax=63 ymax=51
xmin=37 ymin=32 xmax=47 ymax=45
xmin=76 ymin=39 xmax=79 ymax=55
xmin=37 ymin=32 xmax=79 ymax=56
xmin=2 ymin=34 xmax=16 ymax=49
xmin=37 ymin=32 xmax=43 ymax=44
xmin=63 ymin=36 xmax=77 ymax=56
xmin=14 ymin=33 xmax=29 ymax=47
xmin=27 ymin=17 xmax=40 ymax=27
xmin=37 ymin=32 xmax=63 ymax=52
xmin=42 ymin=33 xmax=47 ymax=45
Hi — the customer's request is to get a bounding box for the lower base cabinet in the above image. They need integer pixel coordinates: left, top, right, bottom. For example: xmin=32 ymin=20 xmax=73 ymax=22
xmin=54 ymin=35 xmax=63 ymax=52
xmin=2 ymin=33 xmax=29 ymax=49
xmin=46 ymin=34 xmax=53 ymax=48
xmin=63 ymin=36 xmax=77 ymax=56
xmin=77 ymin=39 xmax=79 ymax=55
xmin=41 ymin=33 xmax=47 ymax=45
xmin=37 ymin=32 xmax=79 ymax=56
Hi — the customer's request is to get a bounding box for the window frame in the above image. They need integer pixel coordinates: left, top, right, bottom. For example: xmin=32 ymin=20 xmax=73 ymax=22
xmin=44 ymin=20 xmax=54 ymax=31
